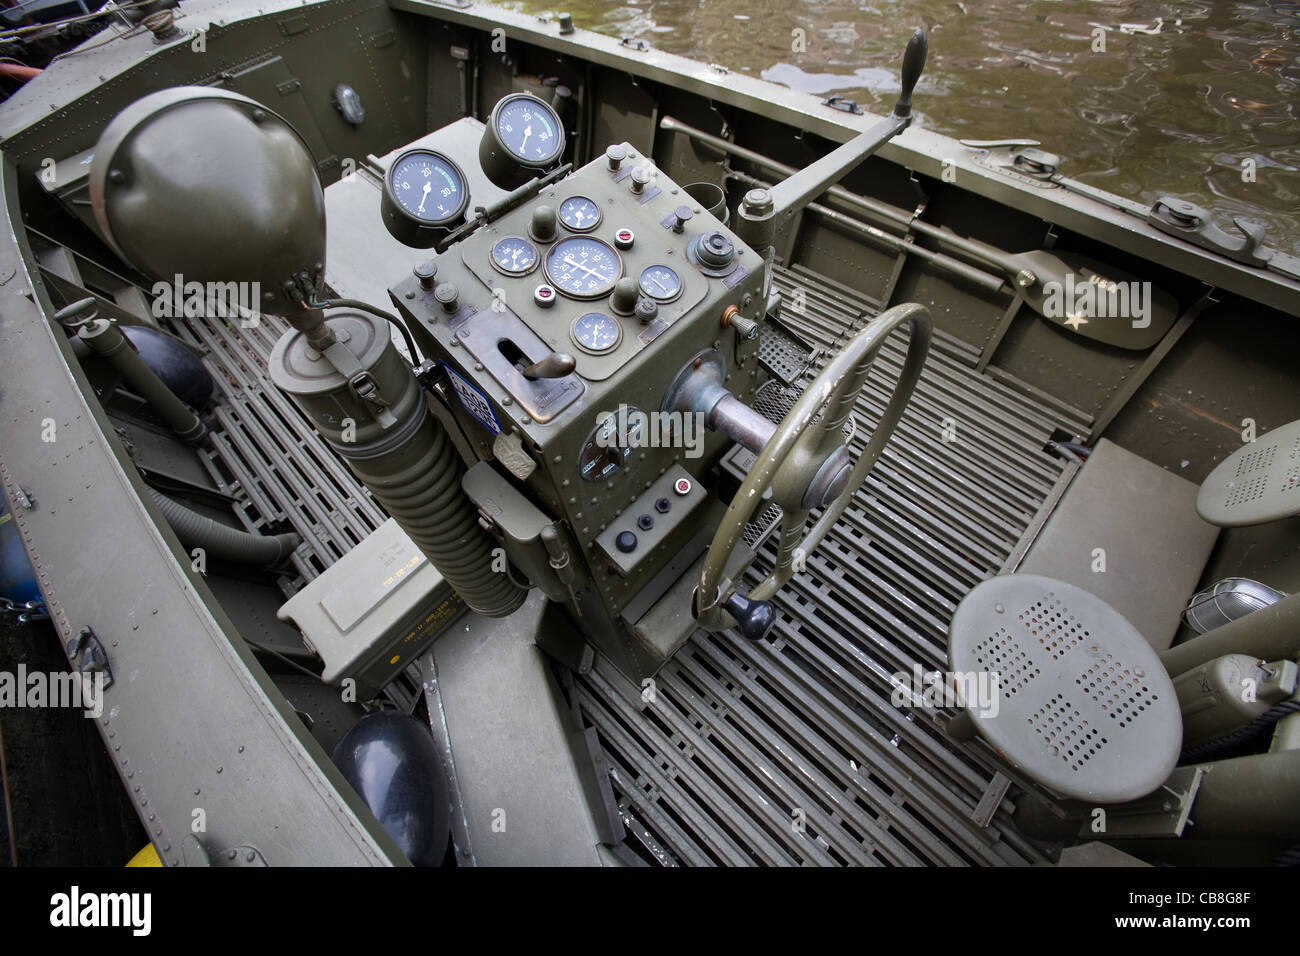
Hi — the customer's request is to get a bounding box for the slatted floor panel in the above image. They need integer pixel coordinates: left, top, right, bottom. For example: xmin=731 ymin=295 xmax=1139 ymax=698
xmin=574 ymin=265 xmax=1093 ymax=866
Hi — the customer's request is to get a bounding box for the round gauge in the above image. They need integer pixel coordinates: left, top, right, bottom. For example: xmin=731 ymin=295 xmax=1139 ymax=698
xmin=479 ymin=93 xmax=565 ymax=188
xmin=579 ymin=406 xmax=646 ymax=482
xmin=558 ymin=196 xmax=602 ymax=232
xmin=638 ymin=264 xmax=683 ymax=302
xmin=544 ymin=236 xmax=622 ymax=299
xmin=490 ymin=236 xmax=539 ymax=276
xmin=381 ymin=148 xmax=469 ymax=247
xmin=570 ymin=311 xmax=623 ymax=354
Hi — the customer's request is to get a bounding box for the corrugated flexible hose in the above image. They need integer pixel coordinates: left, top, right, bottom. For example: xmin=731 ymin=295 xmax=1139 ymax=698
xmin=335 ymin=401 xmax=526 ymax=618
xmin=149 ymin=489 xmax=300 ymax=566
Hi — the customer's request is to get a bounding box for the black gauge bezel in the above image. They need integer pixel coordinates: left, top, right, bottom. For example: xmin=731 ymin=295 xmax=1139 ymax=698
xmin=638 ymin=264 xmax=684 ymax=303
xmin=557 ymin=195 xmax=603 ymax=233
xmin=578 ymin=405 xmax=645 ymax=481
xmin=489 ymin=235 xmax=540 ymax=277
xmin=382 ymin=147 xmax=470 ymax=234
xmin=570 ymin=311 xmax=623 ymax=355
xmin=488 ymin=92 xmax=566 ymax=169
xmin=544 ymin=236 xmax=623 ymax=300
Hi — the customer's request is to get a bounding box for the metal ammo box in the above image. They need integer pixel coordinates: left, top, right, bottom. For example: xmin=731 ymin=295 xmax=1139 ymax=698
xmin=277 ymin=518 xmax=464 ymax=698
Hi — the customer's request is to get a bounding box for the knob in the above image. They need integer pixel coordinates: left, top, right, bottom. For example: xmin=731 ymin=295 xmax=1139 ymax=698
xmin=605 ymin=144 xmax=627 ymax=171
xmin=521 ymin=352 xmax=577 ymax=380
xmin=723 ymin=590 xmax=776 ymax=642
xmin=629 ymin=166 xmax=652 ymax=194
xmin=434 ymin=282 xmax=459 ymax=313
xmin=610 ymin=277 xmax=639 ymax=315
xmin=530 ymin=204 xmax=558 ymax=242
xmin=557 ymin=11 xmax=574 ymax=34
xmin=54 ymin=297 xmax=98 ymax=329
xmin=634 ymin=297 xmax=658 ymax=324
xmin=615 ymin=531 xmax=637 ymax=553
xmin=892 ymin=28 xmax=928 ymax=120
xmin=413 ymin=259 xmax=437 ymax=290
xmin=730 ymin=314 xmax=758 ymax=339
xmin=669 ymin=205 xmax=693 ymax=234
xmin=695 ymin=230 xmax=735 ymax=268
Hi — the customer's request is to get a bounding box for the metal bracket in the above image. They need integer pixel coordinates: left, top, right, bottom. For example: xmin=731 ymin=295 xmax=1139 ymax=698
xmin=821 ymin=95 xmax=863 ymax=115
xmin=1147 ymin=196 xmax=1273 ymax=267
xmin=66 ymin=626 xmax=114 ymax=689
xmin=180 ymin=834 xmax=269 ymax=866
xmin=967 ymin=143 xmax=1062 ymax=189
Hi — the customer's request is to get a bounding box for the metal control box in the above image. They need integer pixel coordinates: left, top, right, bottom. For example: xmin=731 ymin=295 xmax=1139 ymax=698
xmin=277 ymin=518 xmax=464 ymax=698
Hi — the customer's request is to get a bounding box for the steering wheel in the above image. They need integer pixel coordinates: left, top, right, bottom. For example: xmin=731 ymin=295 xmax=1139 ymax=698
xmin=696 ymin=302 xmax=932 ymax=639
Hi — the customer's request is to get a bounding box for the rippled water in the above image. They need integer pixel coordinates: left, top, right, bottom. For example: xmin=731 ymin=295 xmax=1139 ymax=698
xmin=495 ymin=0 xmax=1300 ymax=255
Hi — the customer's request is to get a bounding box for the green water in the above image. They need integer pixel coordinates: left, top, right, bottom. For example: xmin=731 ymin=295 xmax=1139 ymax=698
xmin=493 ymin=0 xmax=1300 ymax=254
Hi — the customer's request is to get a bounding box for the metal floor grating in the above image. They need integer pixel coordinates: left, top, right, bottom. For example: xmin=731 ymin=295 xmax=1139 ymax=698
xmin=162 ymin=262 xmax=1095 ymax=866
xmin=167 ymin=312 xmax=387 ymax=588
xmin=573 ymin=264 xmax=1094 ymax=866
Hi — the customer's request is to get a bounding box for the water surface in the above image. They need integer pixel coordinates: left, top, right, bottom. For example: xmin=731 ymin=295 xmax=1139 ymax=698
xmin=494 ymin=0 xmax=1300 ymax=254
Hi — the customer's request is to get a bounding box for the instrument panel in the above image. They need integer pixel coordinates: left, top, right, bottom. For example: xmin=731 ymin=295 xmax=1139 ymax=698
xmin=455 ymin=152 xmax=740 ymax=382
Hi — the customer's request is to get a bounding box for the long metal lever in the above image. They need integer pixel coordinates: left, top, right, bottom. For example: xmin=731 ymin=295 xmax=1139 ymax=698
xmin=767 ymin=28 xmax=927 ymax=218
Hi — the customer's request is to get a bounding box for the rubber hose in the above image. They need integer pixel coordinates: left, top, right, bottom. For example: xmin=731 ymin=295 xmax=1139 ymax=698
xmin=338 ymin=405 xmax=525 ymax=618
xmin=149 ymin=489 xmax=300 ymax=566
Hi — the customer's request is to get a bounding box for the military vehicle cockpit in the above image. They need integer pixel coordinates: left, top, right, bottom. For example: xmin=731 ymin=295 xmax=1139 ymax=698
xmin=3 ymin=2 xmax=1298 ymax=869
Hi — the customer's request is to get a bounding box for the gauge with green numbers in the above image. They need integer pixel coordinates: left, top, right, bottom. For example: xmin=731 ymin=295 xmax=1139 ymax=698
xmin=479 ymin=92 xmax=565 ymax=188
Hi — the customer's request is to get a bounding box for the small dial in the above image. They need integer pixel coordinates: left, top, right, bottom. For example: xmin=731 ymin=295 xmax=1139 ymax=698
xmin=638 ymin=264 xmax=683 ymax=302
xmin=494 ymin=94 xmax=563 ymax=166
xmin=558 ymin=196 xmax=602 ymax=232
xmin=579 ymin=406 xmax=646 ymax=481
xmin=386 ymin=149 xmax=467 ymax=226
xmin=571 ymin=311 xmax=623 ymax=354
xmin=545 ymin=236 xmax=622 ymax=299
xmin=490 ymin=236 xmax=539 ymax=276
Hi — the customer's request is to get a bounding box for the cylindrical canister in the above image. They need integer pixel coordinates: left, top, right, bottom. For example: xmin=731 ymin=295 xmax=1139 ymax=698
xmin=269 ymin=311 xmax=524 ymax=617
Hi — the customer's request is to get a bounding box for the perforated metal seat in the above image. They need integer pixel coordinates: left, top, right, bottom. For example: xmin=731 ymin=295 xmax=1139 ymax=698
xmin=1197 ymin=418 xmax=1300 ymax=527
xmin=948 ymin=574 xmax=1182 ymax=803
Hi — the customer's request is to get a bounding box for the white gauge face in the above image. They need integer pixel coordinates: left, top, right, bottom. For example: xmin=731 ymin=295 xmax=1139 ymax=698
xmin=490 ymin=236 xmax=539 ymax=276
xmin=558 ymin=196 xmax=602 ymax=232
xmin=570 ymin=311 xmax=622 ymax=354
xmin=388 ymin=150 xmax=466 ymax=225
xmin=638 ymin=264 xmax=683 ymax=302
xmin=545 ymin=236 xmax=622 ymax=299
xmin=496 ymin=96 xmax=562 ymax=165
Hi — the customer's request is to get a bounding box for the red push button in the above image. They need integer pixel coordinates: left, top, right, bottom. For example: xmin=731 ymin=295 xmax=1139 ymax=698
xmin=674 ymin=477 xmax=692 ymax=496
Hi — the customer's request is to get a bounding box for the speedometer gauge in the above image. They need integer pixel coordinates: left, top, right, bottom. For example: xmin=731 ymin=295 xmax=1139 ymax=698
xmin=479 ymin=93 xmax=565 ymax=188
xmin=570 ymin=312 xmax=622 ymax=354
xmin=380 ymin=148 xmax=469 ymax=248
xmin=545 ymin=236 xmax=622 ymax=299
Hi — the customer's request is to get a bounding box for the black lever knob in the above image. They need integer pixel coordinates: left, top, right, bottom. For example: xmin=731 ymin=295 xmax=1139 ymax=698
xmin=892 ymin=28 xmax=928 ymax=119
xmin=723 ymin=590 xmax=776 ymax=642
xmin=521 ymin=352 xmax=577 ymax=380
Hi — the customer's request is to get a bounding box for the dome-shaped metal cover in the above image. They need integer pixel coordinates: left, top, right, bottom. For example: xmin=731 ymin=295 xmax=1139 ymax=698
xmin=89 ymin=86 xmax=326 ymax=317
